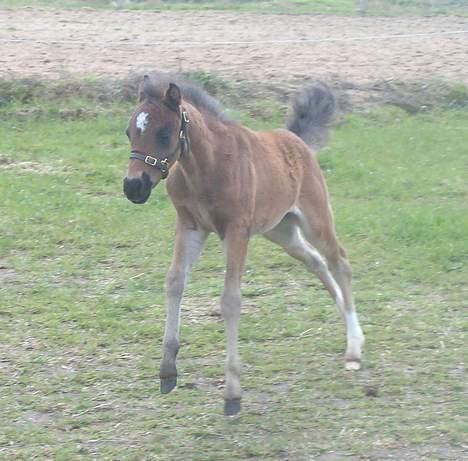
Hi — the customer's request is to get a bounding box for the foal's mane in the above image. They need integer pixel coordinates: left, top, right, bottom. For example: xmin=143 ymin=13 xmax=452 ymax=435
xmin=139 ymin=71 xmax=231 ymax=124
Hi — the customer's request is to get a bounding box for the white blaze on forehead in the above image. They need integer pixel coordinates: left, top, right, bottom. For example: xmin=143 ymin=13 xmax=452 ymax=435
xmin=136 ymin=112 xmax=149 ymax=132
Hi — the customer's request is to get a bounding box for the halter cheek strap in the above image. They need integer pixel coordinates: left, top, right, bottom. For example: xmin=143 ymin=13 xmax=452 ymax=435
xmin=129 ymin=109 xmax=190 ymax=180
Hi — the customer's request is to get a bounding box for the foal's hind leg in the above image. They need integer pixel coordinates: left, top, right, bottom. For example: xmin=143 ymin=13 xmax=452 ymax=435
xmin=326 ymin=245 xmax=364 ymax=370
xmin=264 ymin=212 xmax=364 ymax=369
xmin=297 ymin=207 xmax=364 ymax=370
xmin=264 ymin=214 xmax=345 ymax=317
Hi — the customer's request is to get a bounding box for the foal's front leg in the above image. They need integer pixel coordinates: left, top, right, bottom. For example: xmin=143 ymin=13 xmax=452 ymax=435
xmin=221 ymin=227 xmax=249 ymax=416
xmin=160 ymin=220 xmax=208 ymax=394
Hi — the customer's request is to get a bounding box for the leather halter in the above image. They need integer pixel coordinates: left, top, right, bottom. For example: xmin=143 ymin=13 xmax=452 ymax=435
xmin=129 ymin=109 xmax=190 ymax=179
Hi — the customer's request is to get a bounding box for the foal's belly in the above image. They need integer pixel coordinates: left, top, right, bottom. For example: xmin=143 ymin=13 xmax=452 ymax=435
xmin=250 ymin=202 xmax=297 ymax=235
xmin=185 ymin=195 xmax=295 ymax=238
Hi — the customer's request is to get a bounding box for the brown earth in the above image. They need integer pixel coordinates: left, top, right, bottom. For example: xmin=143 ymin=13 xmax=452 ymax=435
xmin=1 ymin=8 xmax=467 ymax=91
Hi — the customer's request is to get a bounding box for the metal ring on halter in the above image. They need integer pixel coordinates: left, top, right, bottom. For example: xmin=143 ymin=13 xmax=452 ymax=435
xmin=129 ymin=152 xmax=170 ymax=178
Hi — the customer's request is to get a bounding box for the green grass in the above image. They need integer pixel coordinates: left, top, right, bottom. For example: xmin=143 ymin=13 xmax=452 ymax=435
xmin=0 ymin=91 xmax=467 ymax=460
xmin=1 ymin=0 xmax=467 ymax=15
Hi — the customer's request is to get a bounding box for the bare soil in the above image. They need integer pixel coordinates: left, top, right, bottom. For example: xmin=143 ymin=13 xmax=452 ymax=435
xmin=1 ymin=8 xmax=467 ymax=94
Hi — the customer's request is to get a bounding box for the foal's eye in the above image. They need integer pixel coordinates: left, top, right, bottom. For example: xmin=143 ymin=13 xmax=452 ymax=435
xmin=125 ymin=128 xmax=130 ymax=139
xmin=157 ymin=129 xmax=171 ymax=147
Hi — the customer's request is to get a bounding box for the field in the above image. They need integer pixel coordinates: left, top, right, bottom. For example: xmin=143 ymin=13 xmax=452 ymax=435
xmin=1 ymin=8 xmax=467 ymax=98
xmin=1 ymin=0 xmax=468 ymax=460
xmin=1 ymin=0 xmax=468 ymax=15
xmin=0 ymin=83 xmax=467 ymax=459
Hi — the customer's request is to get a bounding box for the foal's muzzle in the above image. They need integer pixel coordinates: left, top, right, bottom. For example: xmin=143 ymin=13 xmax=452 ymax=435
xmin=123 ymin=172 xmax=153 ymax=204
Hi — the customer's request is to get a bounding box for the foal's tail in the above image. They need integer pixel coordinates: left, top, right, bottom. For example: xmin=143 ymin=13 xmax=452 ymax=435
xmin=286 ymin=82 xmax=336 ymax=150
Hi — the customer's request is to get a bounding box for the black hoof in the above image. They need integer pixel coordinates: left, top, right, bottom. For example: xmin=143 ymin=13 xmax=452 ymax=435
xmin=224 ymin=398 xmax=241 ymax=416
xmin=160 ymin=376 xmax=177 ymax=394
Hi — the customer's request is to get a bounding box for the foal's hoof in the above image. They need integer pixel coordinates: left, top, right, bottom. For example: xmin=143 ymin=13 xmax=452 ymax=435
xmin=160 ymin=376 xmax=177 ymax=394
xmin=224 ymin=398 xmax=241 ymax=416
xmin=345 ymin=358 xmax=361 ymax=371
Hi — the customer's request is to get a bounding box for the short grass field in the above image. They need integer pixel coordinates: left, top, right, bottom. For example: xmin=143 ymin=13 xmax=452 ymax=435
xmin=1 ymin=0 xmax=467 ymax=16
xmin=0 ymin=81 xmax=467 ymax=460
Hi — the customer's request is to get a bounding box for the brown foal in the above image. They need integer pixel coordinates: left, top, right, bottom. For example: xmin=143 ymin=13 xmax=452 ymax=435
xmin=123 ymin=73 xmax=364 ymax=416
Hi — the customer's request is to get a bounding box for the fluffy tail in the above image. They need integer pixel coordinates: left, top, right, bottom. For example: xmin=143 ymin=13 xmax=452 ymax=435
xmin=286 ymin=82 xmax=336 ymax=150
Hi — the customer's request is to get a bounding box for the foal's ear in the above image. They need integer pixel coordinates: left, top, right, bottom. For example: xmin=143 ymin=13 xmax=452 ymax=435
xmin=138 ymin=75 xmax=156 ymax=102
xmin=164 ymin=83 xmax=182 ymax=110
xmin=138 ymin=74 xmax=153 ymax=102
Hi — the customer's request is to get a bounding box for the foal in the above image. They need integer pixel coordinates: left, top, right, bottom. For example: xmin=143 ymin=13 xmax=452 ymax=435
xmin=123 ymin=73 xmax=364 ymax=415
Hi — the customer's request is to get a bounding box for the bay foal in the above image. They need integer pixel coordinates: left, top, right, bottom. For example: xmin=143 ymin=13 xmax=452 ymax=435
xmin=123 ymin=73 xmax=364 ymax=415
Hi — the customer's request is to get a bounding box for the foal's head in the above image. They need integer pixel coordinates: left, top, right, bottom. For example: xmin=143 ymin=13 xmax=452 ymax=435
xmin=123 ymin=76 xmax=187 ymax=204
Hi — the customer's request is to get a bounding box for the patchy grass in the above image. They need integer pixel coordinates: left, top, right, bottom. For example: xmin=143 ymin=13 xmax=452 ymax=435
xmin=2 ymin=75 xmax=468 ymax=119
xmin=0 ymin=88 xmax=466 ymax=460
xmin=1 ymin=0 xmax=468 ymax=16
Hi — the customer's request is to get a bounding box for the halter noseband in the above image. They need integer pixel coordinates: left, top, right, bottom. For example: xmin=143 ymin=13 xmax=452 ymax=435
xmin=129 ymin=109 xmax=190 ymax=179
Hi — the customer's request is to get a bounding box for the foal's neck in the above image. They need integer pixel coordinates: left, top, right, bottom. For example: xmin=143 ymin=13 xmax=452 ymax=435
xmin=177 ymin=103 xmax=217 ymax=181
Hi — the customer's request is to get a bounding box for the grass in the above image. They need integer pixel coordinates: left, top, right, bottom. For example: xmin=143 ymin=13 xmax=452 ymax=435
xmin=1 ymin=0 xmax=467 ymax=15
xmin=0 ymin=85 xmax=467 ymax=460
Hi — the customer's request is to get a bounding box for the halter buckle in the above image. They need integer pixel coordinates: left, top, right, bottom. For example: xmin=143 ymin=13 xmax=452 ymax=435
xmin=145 ymin=155 xmax=157 ymax=166
xmin=182 ymin=110 xmax=190 ymax=123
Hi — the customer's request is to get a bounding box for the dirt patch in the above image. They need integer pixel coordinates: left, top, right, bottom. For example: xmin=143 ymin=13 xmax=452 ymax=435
xmin=182 ymin=295 xmax=260 ymax=323
xmin=1 ymin=9 xmax=467 ymax=107
xmin=365 ymin=445 xmax=468 ymax=461
xmin=0 ymin=258 xmax=16 ymax=283
xmin=0 ymin=155 xmax=68 ymax=175
xmin=19 ymin=410 xmax=55 ymax=426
